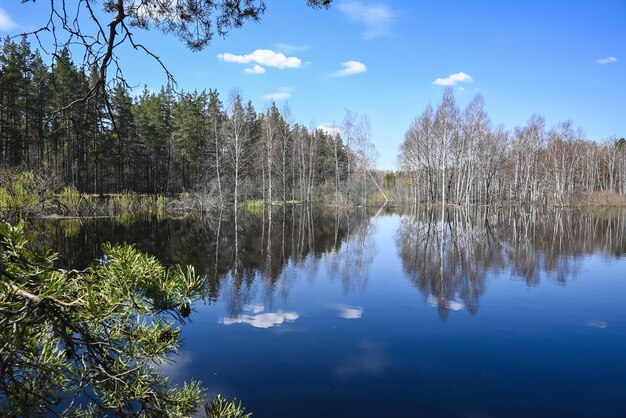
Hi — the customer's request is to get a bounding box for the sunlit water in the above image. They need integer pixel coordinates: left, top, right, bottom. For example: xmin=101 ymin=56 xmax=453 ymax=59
xmin=30 ymin=207 xmax=626 ymax=417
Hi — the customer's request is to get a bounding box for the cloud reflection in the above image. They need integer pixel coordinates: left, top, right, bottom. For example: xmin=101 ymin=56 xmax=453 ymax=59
xmin=334 ymin=341 xmax=387 ymax=379
xmin=586 ymin=320 xmax=608 ymax=329
xmin=428 ymin=295 xmax=465 ymax=311
xmin=220 ymin=304 xmax=299 ymax=329
xmin=335 ymin=304 xmax=364 ymax=319
xmin=156 ymin=352 xmax=194 ymax=385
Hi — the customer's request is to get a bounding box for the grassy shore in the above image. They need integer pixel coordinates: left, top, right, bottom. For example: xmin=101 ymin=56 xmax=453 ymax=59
xmin=2 ymin=170 xmax=626 ymax=219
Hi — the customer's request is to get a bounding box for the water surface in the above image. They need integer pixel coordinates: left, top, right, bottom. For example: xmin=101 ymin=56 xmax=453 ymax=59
xmin=30 ymin=207 xmax=626 ymax=417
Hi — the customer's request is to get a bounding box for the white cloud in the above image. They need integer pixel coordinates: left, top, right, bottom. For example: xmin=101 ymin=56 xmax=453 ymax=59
xmin=276 ymin=43 xmax=309 ymax=54
xmin=221 ymin=304 xmax=299 ymax=329
xmin=262 ymin=87 xmax=292 ymax=101
xmin=330 ymin=60 xmax=367 ymax=77
xmin=218 ymin=49 xmax=302 ymax=69
xmin=596 ymin=56 xmax=617 ymax=65
xmin=456 ymin=86 xmax=466 ymax=93
xmin=432 ymin=72 xmax=474 ymax=87
xmin=338 ymin=0 xmax=395 ymax=39
xmin=317 ymin=125 xmax=342 ymax=137
xmin=0 ymin=8 xmax=18 ymax=32
xmin=335 ymin=304 xmax=363 ymax=319
xmin=244 ymin=64 xmax=266 ymax=74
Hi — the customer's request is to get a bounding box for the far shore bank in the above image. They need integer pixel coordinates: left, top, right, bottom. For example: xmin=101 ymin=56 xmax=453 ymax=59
xmin=2 ymin=190 xmax=626 ymax=222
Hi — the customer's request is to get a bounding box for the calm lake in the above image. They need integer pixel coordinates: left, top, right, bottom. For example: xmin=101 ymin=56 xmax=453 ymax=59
xmin=29 ymin=206 xmax=626 ymax=418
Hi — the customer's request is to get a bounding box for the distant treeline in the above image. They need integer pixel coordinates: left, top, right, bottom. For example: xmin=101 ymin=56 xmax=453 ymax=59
xmin=395 ymin=88 xmax=626 ymax=205
xmin=0 ymin=37 xmax=382 ymax=207
xmin=3 ymin=37 xmax=624 ymax=209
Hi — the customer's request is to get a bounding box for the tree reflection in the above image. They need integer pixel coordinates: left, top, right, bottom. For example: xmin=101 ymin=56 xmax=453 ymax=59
xmin=327 ymin=208 xmax=377 ymax=293
xmin=27 ymin=205 xmax=373 ymax=316
xmin=26 ymin=206 xmax=626 ymax=322
xmin=396 ymin=206 xmax=626 ymax=320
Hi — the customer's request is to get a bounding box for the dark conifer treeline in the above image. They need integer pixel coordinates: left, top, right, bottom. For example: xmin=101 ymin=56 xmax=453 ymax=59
xmin=0 ymin=37 xmax=360 ymax=204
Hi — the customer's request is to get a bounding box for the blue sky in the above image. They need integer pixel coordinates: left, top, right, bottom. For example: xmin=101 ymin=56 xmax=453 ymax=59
xmin=1 ymin=0 xmax=624 ymax=169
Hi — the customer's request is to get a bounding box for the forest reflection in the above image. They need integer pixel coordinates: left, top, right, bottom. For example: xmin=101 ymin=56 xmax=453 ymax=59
xmin=28 ymin=206 xmax=626 ymax=320
xmin=28 ymin=205 xmax=376 ymax=315
xmin=396 ymin=206 xmax=626 ymax=320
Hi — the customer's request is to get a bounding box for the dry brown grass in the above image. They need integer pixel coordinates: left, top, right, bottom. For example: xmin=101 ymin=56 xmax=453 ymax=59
xmin=573 ymin=192 xmax=626 ymax=207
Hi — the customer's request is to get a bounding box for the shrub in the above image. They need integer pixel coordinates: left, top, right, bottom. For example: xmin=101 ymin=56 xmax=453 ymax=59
xmin=57 ymin=186 xmax=81 ymax=211
xmin=0 ymin=170 xmax=41 ymax=211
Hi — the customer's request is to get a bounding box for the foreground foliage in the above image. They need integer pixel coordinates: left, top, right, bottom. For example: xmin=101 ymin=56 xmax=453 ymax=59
xmin=0 ymin=221 xmax=248 ymax=417
xmin=205 ymin=395 xmax=252 ymax=418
